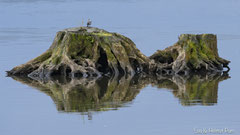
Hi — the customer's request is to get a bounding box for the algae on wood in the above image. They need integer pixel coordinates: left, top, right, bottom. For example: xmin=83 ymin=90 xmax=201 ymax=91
xmin=7 ymin=27 xmax=149 ymax=79
xmin=150 ymin=34 xmax=230 ymax=75
xmin=7 ymin=27 xmax=230 ymax=79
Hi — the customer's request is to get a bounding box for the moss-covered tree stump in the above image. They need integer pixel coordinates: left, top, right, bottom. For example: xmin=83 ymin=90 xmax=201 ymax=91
xmin=150 ymin=34 xmax=230 ymax=75
xmin=7 ymin=27 xmax=149 ymax=79
xmin=7 ymin=27 xmax=230 ymax=79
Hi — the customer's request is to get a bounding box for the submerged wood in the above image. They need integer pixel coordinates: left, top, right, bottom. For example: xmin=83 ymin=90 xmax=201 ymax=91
xmin=7 ymin=27 xmax=230 ymax=78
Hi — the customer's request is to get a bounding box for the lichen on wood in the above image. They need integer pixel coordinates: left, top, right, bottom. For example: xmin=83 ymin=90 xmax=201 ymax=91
xmin=150 ymin=34 xmax=230 ymax=75
xmin=7 ymin=27 xmax=230 ymax=79
xmin=7 ymin=27 xmax=149 ymax=79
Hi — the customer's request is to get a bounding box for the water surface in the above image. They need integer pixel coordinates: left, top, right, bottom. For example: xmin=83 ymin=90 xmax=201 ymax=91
xmin=0 ymin=0 xmax=240 ymax=135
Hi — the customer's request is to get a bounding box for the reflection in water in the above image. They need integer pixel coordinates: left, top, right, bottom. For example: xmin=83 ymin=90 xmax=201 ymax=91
xmin=149 ymin=74 xmax=230 ymax=106
xmin=11 ymin=75 xmax=148 ymax=115
xmin=10 ymin=73 xmax=229 ymax=115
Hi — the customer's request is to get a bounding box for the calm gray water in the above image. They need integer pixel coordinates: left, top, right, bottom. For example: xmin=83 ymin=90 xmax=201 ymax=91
xmin=0 ymin=0 xmax=240 ymax=135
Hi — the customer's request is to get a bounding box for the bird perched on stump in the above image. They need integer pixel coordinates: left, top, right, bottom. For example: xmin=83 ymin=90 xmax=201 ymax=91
xmin=87 ymin=19 xmax=92 ymax=27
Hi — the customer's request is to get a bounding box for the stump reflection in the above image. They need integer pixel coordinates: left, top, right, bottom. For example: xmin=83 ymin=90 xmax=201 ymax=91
xmin=149 ymin=73 xmax=229 ymax=106
xmin=10 ymin=73 xmax=229 ymax=114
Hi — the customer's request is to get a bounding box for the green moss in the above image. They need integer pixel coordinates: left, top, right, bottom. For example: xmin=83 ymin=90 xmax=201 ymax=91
xmin=67 ymin=33 xmax=95 ymax=59
xmin=185 ymin=41 xmax=199 ymax=68
xmin=199 ymin=40 xmax=216 ymax=60
xmin=101 ymin=44 xmax=117 ymax=63
xmin=185 ymin=39 xmax=218 ymax=69
xmin=52 ymin=56 xmax=62 ymax=65
xmin=33 ymin=51 xmax=52 ymax=64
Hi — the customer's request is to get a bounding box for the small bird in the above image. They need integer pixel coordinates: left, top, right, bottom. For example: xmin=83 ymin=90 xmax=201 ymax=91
xmin=87 ymin=19 xmax=92 ymax=27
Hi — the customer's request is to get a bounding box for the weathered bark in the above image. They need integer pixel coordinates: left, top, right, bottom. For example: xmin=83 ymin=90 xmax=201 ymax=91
xmin=7 ymin=27 xmax=149 ymax=79
xmin=150 ymin=34 xmax=230 ymax=75
xmin=7 ymin=28 xmax=230 ymax=79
